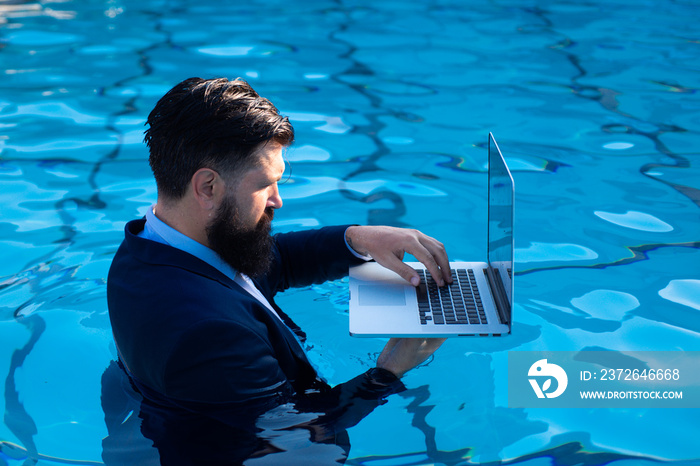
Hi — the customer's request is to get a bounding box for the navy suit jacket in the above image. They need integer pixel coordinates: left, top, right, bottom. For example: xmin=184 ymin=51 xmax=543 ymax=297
xmin=106 ymin=219 xmax=403 ymax=463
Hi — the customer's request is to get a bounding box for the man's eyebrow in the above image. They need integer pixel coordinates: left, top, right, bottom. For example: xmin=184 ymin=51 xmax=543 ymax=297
xmin=261 ymin=173 xmax=283 ymax=186
xmin=271 ymin=171 xmax=284 ymax=183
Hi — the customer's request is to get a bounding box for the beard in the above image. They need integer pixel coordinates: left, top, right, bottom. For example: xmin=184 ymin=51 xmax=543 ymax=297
xmin=206 ymin=195 xmax=275 ymax=278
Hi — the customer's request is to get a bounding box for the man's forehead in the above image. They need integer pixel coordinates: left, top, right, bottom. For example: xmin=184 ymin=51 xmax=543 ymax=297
xmin=258 ymin=143 xmax=285 ymax=167
xmin=242 ymin=143 xmax=286 ymax=180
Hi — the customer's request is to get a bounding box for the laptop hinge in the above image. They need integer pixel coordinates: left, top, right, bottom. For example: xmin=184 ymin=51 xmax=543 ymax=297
xmin=484 ymin=266 xmax=510 ymax=325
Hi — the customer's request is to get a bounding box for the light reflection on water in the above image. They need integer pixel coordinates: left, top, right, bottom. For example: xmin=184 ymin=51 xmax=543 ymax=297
xmin=1 ymin=0 xmax=699 ymax=464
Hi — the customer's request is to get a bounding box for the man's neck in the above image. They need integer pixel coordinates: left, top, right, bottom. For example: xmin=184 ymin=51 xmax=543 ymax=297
xmin=153 ymin=198 xmax=210 ymax=248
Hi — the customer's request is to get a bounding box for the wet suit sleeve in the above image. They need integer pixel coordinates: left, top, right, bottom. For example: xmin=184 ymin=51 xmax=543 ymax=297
xmin=265 ymin=225 xmax=366 ymax=294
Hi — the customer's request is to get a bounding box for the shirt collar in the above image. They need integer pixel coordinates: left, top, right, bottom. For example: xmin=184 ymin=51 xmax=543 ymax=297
xmin=142 ymin=205 xmax=238 ymax=282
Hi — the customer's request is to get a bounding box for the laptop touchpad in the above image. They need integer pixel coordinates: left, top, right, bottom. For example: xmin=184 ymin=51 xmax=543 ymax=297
xmin=358 ymin=284 xmax=406 ymax=306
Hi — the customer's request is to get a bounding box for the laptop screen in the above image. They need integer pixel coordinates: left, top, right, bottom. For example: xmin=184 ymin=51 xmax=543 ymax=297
xmin=487 ymin=133 xmax=514 ymax=311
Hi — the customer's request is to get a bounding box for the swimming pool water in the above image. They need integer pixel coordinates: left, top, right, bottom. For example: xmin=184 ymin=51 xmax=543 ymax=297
xmin=1 ymin=0 xmax=699 ymax=464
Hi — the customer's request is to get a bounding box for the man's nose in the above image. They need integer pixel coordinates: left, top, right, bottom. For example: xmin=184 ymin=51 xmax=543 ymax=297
xmin=267 ymin=186 xmax=283 ymax=209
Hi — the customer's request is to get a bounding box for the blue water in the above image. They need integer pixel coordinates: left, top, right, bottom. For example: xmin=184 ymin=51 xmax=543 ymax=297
xmin=1 ymin=0 xmax=699 ymax=464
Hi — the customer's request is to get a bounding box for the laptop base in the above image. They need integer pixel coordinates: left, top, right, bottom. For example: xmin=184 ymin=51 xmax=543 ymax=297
xmin=349 ymin=262 xmax=510 ymax=338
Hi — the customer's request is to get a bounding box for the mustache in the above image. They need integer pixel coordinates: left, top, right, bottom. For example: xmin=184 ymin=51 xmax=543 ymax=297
xmin=261 ymin=207 xmax=275 ymax=222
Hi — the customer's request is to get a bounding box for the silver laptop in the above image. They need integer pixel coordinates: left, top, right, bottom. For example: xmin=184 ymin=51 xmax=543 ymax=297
xmin=349 ymin=133 xmax=514 ymax=337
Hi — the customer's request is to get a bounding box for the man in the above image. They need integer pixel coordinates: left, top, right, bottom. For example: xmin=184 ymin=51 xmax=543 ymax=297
xmin=106 ymin=77 xmax=451 ymax=464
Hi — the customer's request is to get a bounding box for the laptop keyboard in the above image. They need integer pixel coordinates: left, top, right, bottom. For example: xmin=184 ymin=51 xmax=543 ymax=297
xmin=416 ymin=269 xmax=487 ymax=325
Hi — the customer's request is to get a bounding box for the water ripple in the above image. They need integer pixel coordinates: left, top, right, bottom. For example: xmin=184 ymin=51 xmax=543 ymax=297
xmin=659 ymin=280 xmax=700 ymax=311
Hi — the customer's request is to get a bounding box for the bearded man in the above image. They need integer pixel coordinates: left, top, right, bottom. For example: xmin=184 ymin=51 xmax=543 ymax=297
xmin=106 ymin=77 xmax=451 ymax=464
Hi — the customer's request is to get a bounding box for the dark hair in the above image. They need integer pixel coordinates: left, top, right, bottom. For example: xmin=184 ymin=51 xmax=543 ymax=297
xmin=144 ymin=77 xmax=294 ymax=200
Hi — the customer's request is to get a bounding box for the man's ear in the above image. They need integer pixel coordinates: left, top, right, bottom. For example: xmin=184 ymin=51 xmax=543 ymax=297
xmin=190 ymin=168 xmax=225 ymax=211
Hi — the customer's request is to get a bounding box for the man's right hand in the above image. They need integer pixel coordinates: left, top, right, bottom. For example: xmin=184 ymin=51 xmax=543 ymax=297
xmin=345 ymin=225 xmax=452 ymax=287
xmin=376 ymin=337 xmax=446 ymax=379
